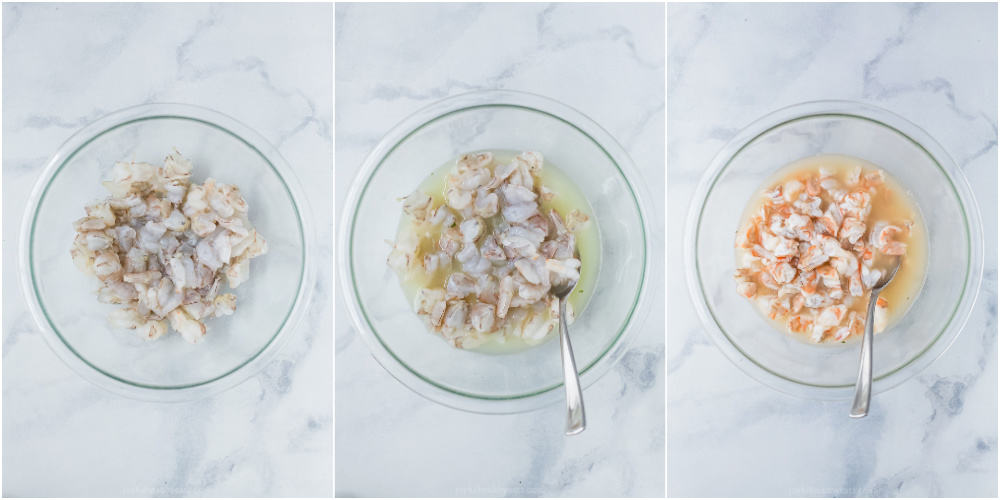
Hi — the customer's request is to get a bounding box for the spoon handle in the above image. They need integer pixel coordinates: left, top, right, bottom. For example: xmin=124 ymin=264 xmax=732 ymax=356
xmin=850 ymin=292 xmax=879 ymax=418
xmin=559 ymin=297 xmax=586 ymax=435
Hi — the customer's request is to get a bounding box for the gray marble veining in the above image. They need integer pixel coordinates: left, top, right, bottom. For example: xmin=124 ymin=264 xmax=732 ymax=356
xmin=668 ymin=3 xmax=997 ymax=497
xmin=335 ymin=3 xmax=664 ymax=497
xmin=2 ymin=4 xmax=332 ymax=497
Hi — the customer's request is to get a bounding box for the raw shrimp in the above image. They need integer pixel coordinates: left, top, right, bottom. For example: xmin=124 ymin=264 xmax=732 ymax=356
xmin=388 ymin=151 xmax=595 ymax=351
xmin=72 ymin=151 xmax=267 ymax=343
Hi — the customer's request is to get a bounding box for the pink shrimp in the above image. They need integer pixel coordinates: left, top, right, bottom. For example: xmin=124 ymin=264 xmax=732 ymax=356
xmin=788 ymin=315 xmax=813 ymax=334
xmin=875 ymin=224 xmax=907 ymax=255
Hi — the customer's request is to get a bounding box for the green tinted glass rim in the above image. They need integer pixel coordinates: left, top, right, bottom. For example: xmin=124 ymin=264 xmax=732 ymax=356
xmin=30 ymin=115 xmax=307 ymax=390
xmin=696 ymin=112 xmax=970 ymax=389
xmin=350 ymin=103 xmax=647 ymax=401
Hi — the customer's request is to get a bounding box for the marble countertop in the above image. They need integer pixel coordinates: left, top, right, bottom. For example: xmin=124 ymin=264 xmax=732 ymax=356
xmin=335 ymin=3 xmax=664 ymax=497
xmin=668 ymin=3 xmax=997 ymax=497
xmin=2 ymin=4 xmax=332 ymax=497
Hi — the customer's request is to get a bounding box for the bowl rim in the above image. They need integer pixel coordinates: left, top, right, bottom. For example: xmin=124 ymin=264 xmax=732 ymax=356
xmin=18 ymin=102 xmax=315 ymax=402
xmin=684 ymin=99 xmax=984 ymax=400
xmin=338 ymin=89 xmax=653 ymax=414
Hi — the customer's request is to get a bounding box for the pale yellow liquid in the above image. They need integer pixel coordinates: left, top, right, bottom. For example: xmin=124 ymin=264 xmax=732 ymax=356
xmin=736 ymin=154 xmax=928 ymax=344
xmin=395 ymin=151 xmax=601 ymax=353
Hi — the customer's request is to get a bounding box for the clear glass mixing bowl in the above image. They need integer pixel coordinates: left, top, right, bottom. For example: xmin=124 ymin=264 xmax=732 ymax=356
xmin=685 ymin=100 xmax=983 ymax=399
xmin=339 ymin=90 xmax=653 ymax=413
xmin=19 ymin=103 xmax=314 ymax=402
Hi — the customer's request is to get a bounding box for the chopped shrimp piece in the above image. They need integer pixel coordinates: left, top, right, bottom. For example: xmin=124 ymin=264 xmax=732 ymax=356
xmin=751 ymin=244 xmax=775 ymax=261
xmin=816 ymin=213 xmax=839 ymax=237
xmin=763 ymin=186 xmax=783 ymax=205
xmin=847 ymin=166 xmax=863 ymax=185
xmin=444 ymin=186 xmax=473 ymax=210
xmin=833 ymin=311 xmax=864 ymax=341
xmin=855 ymin=244 xmax=875 ymax=267
xmin=545 ymin=258 xmax=581 ymax=284
xmin=816 ymin=265 xmax=843 ymax=299
xmin=794 ymin=195 xmax=823 ymax=217
xmin=473 ymin=190 xmax=499 ymax=218
xmin=457 ymin=152 xmax=494 ymax=172
xmin=783 ymin=179 xmax=804 ymax=202
xmin=767 ymin=261 xmax=797 ymax=284
xmin=428 ymin=298 xmax=448 ymax=328
xmin=848 ymin=272 xmax=865 ymax=297
xmin=841 ymin=191 xmax=872 ymax=219
xmin=860 ymin=265 xmax=883 ymax=289
xmin=788 ymin=315 xmax=813 ymax=334
xmin=861 ymin=169 xmax=885 ymax=188
xmin=761 ymin=231 xmax=797 ymax=258
xmin=737 ymin=218 xmax=761 ymax=249
xmin=480 ymin=235 xmax=506 ymax=262
xmin=758 ymin=269 xmax=780 ymax=290
xmin=168 ymin=309 xmax=206 ymax=344
xmin=839 ymin=217 xmax=865 ymax=244
xmin=496 ymin=275 xmax=515 ymax=319
xmin=459 ymin=217 xmax=485 ymax=243
xmin=565 ymin=210 xmax=590 ymax=232
xmin=872 ymin=222 xmax=907 ymax=255
xmin=451 ymin=167 xmax=491 ymax=191
xmin=514 ymin=257 xmax=547 ymax=285
xmin=786 ymin=213 xmax=813 ymax=240
xmin=401 ymin=190 xmax=432 ymax=219
xmin=798 ymin=245 xmax=829 ymax=271
xmin=514 ymin=151 xmax=543 ymax=173
xmin=501 ymin=184 xmax=537 ymax=205
xmin=768 ymin=296 xmax=792 ymax=320
xmin=502 ymin=203 xmax=538 ymax=223
xmin=414 ymin=288 xmax=446 ymax=315
xmin=790 ymin=293 xmax=805 ymax=313
xmin=438 ymin=227 xmax=463 ymax=256
xmin=427 ymin=205 xmax=456 ymax=227
xmin=799 ymin=270 xmax=829 ymax=308
xmin=469 ymin=303 xmax=496 ymax=332
xmin=805 ymin=177 xmax=822 ymax=197
xmin=829 ymin=253 xmax=858 ymax=277
xmin=443 ymin=301 xmax=468 ymax=329
xmin=812 ymin=304 xmax=848 ymax=342
xmin=445 ymin=272 xmax=477 ymax=300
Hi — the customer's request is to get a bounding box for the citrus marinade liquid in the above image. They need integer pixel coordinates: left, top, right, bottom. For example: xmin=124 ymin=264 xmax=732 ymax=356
xmin=736 ymin=154 xmax=928 ymax=344
xmin=395 ymin=151 xmax=601 ymax=353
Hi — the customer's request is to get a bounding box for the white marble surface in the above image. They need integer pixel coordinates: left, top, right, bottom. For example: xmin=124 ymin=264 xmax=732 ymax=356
xmin=2 ymin=4 xmax=332 ymax=497
xmin=668 ymin=3 xmax=997 ymax=497
xmin=335 ymin=3 xmax=664 ymax=497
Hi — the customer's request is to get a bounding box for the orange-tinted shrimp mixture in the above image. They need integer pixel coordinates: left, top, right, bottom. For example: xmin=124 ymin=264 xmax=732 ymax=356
xmin=734 ymin=161 xmax=917 ymax=343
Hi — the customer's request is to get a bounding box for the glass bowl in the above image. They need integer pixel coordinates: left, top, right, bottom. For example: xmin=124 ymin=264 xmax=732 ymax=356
xmin=685 ymin=100 xmax=983 ymax=400
xmin=19 ymin=103 xmax=314 ymax=402
xmin=339 ymin=90 xmax=652 ymax=413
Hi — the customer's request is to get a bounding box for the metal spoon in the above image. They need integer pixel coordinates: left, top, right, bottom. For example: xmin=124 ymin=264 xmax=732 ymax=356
xmin=551 ymin=278 xmax=585 ymax=435
xmin=850 ymin=257 xmax=901 ymax=418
